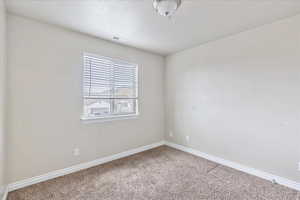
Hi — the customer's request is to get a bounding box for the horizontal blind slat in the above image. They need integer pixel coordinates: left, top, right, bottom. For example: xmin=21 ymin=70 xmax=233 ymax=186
xmin=83 ymin=54 xmax=138 ymax=98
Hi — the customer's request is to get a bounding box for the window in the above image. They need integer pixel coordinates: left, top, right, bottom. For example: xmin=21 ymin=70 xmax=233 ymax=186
xmin=82 ymin=53 xmax=138 ymax=121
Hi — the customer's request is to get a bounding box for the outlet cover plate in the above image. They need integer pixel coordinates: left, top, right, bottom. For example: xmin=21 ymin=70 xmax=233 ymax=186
xmin=186 ymin=135 xmax=190 ymax=142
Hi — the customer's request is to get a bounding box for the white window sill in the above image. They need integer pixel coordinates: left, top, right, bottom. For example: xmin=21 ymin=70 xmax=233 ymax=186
xmin=80 ymin=114 xmax=139 ymax=124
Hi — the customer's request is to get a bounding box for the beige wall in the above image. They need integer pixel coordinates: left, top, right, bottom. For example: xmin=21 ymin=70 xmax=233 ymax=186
xmin=166 ymin=15 xmax=300 ymax=182
xmin=6 ymin=10 xmax=300 ymax=185
xmin=7 ymin=14 xmax=165 ymax=183
xmin=0 ymin=0 xmax=7 ymax=196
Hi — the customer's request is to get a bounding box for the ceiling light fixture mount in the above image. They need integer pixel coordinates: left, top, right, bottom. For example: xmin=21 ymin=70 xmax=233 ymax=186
xmin=153 ymin=0 xmax=182 ymax=17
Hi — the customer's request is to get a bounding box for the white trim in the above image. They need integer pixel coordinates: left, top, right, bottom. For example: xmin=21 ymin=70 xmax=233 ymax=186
xmin=81 ymin=114 xmax=139 ymax=124
xmin=83 ymin=52 xmax=138 ymax=67
xmin=0 ymin=186 xmax=8 ymax=200
xmin=8 ymin=141 xmax=300 ymax=193
xmin=8 ymin=141 xmax=165 ymax=192
xmin=165 ymin=141 xmax=300 ymax=191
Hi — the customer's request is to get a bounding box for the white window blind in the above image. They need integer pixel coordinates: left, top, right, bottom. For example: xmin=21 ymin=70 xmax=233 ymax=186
xmin=82 ymin=53 xmax=138 ymax=120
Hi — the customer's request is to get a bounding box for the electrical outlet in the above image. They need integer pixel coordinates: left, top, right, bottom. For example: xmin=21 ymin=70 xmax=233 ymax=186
xmin=73 ymin=148 xmax=80 ymax=156
xmin=186 ymin=135 xmax=190 ymax=142
xmin=169 ymin=131 xmax=173 ymax=137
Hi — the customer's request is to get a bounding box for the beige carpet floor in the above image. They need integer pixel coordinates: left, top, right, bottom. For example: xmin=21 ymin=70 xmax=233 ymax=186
xmin=8 ymin=146 xmax=300 ymax=200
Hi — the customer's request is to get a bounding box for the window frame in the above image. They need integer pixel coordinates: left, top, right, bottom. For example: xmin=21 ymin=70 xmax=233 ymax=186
xmin=81 ymin=53 xmax=139 ymax=122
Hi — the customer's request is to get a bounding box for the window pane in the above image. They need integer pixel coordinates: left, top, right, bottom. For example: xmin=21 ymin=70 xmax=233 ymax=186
xmin=113 ymin=99 xmax=136 ymax=115
xmin=84 ymin=98 xmax=112 ymax=118
xmin=89 ymin=86 xmax=113 ymax=98
xmin=83 ymin=54 xmax=139 ymax=120
xmin=114 ymin=87 xmax=136 ymax=98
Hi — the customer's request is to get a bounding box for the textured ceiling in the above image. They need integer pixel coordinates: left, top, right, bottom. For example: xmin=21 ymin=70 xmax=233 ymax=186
xmin=6 ymin=0 xmax=300 ymax=55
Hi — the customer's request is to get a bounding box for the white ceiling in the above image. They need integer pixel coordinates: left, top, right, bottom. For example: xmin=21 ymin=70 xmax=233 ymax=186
xmin=6 ymin=0 xmax=300 ymax=55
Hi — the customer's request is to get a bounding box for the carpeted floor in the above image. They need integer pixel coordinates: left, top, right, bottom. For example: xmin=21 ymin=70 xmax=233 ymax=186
xmin=8 ymin=146 xmax=300 ymax=200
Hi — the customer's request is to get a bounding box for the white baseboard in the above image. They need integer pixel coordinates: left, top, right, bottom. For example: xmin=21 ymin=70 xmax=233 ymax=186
xmin=8 ymin=140 xmax=300 ymax=193
xmin=165 ymin=141 xmax=300 ymax=191
xmin=0 ymin=186 xmax=8 ymax=200
xmin=8 ymin=141 xmax=165 ymax=192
